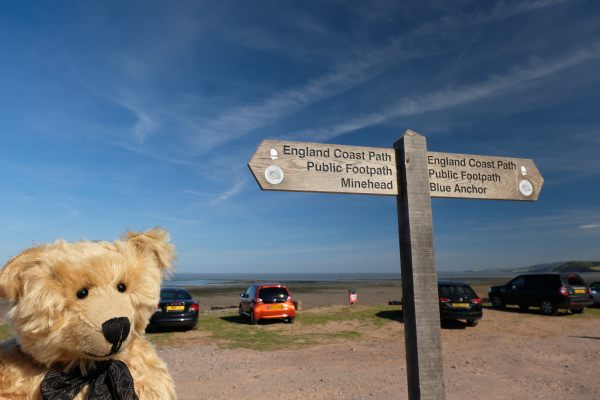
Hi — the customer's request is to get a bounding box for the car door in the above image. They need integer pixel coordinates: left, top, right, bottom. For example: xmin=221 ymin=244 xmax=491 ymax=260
xmin=505 ymin=276 xmax=527 ymax=305
xmin=591 ymin=282 xmax=600 ymax=304
xmin=240 ymin=286 xmax=253 ymax=314
xmin=523 ymin=276 xmax=542 ymax=306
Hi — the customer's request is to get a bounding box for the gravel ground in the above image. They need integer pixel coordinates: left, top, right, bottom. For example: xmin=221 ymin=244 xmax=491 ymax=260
xmin=156 ymin=285 xmax=600 ymax=400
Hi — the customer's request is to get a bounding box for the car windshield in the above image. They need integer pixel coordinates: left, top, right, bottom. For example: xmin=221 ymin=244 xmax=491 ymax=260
xmin=438 ymin=285 xmax=476 ymax=297
xmin=161 ymin=289 xmax=192 ymax=300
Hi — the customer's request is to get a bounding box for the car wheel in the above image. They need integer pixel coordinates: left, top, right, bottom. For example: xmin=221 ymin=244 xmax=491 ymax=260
xmin=540 ymin=300 xmax=558 ymax=316
xmin=518 ymin=304 xmax=529 ymax=311
xmin=238 ymin=305 xmax=244 ymax=318
xmin=466 ymin=319 xmax=479 ymax=327
xmin=570 ymin=308 xmax=584 ymax=314
xmin=249 ymin=310 xmax=258 ymax=325
xmin=491 ymin=296 xmax=505 ymax=309
xmin=285 ymin=316 xmax=295 ymax=324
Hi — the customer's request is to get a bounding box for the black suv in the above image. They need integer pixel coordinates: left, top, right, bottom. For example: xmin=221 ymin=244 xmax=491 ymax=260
xmin=488 ymin=273 xmax=593 ymax=315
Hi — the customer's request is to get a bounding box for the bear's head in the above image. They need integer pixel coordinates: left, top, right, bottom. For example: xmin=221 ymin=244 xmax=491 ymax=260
xmin=0 ymin=228 xmax=174 ymax=370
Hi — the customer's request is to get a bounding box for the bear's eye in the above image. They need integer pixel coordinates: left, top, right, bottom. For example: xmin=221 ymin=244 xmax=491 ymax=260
xmin=76 ymin=288 xmax=89 ymax=299
xmin=117 ymin=283 xmax=127 ymax=293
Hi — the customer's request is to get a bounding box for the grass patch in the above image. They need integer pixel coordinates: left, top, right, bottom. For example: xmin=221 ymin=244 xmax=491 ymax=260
xmin=194 ymin=313 xmax=306 ymax=351
xmin=299 ymin=305 xmax=398 ymax=327
xmin=193 ymin=304 xmax=399 ymax=351
xmin=0 ymin=324 xmax=14 ymax=341
xmin=146 ymin=331 xmax=175 ymax=347
xmin=576 ymin=306 xmax=600 ymax=319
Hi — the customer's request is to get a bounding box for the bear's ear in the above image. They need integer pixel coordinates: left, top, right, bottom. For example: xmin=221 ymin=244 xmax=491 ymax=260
xmin=124 ymin=227 xmax=175 ymax=271
xmin=0 ymin=248 xmax=40 ymax=302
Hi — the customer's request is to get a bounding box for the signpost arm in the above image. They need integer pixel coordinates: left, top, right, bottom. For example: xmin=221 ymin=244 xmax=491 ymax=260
xmin=395 ymin=130 xmax=446 ymax=400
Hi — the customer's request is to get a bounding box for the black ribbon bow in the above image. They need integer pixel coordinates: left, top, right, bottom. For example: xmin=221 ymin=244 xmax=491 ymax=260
xmin=41 ymin=360 xmax=139 ymax=400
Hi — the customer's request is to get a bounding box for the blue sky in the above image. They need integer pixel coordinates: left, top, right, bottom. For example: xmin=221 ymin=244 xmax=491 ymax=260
xmin=1 ymin=0 xmax=599 ymax=273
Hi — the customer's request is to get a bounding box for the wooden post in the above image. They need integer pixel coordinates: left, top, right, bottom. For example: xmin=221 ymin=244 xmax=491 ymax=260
xmin=395 ymin=130 xmax=445 ymax=400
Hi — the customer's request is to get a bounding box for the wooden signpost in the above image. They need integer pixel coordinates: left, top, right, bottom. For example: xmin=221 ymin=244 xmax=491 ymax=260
xmin=427 ymin=151 xmax=543 ymax=201
xmin=248 ymin=138 xmax=543 ymax=201
xmin=248 ymin=139 xmax=398 ymax=196
xmin=248 ymin=129 xmax=544 ymax=400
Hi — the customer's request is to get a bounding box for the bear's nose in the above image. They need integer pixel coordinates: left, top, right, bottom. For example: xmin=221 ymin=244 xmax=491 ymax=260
xmin=101 ymin=317 xmax=130 ymax=352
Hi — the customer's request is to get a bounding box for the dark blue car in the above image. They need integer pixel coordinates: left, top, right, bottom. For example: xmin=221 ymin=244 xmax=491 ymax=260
xmin=148 ymin=287 xmax=199 ymax=330
xmin=437 ymin=280 xmax=482 ymax=327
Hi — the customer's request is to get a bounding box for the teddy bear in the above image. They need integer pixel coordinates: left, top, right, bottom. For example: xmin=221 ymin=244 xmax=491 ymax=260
xmin=0 ymin=228 xmax=178 ymax=399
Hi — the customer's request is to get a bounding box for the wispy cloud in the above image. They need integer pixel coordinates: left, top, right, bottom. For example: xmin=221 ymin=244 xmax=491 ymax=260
xmin=182 ymin=189 xmax=208 ymax=197
xmin=56 ymin=203 xmax=81 ymax=219
xmin=103 ymin=138 xmax=205 ymax=170
xmin=470 ymin=207 xmax=600 ymax=233
xmin=191 ymin=0 xmax=567 ymax=150
xmin=415 ymin=0 xmax=571 ymax=35
xmin=287 ymin=43 xmax=600 ymax=141
xmin=192 ymin=54 xmax=401 ymax=150
xmin=112 ymin=93 xmax=159 ymax=145
xmin=209 ymin=179 xmax=246 ymax=207
xmin=0 ymin=160 xmax=88 ymax=187
xmin=185 ymin=242 xmax=390 ymax=259
xmin=580 ymin=224 xmax=600 ymax=229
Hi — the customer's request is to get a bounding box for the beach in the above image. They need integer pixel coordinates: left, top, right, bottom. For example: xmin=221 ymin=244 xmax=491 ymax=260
xmin=157 ymin=280 xmax=599 ymax=399
xmin=184 ymin=278 xmax=406 ymax=311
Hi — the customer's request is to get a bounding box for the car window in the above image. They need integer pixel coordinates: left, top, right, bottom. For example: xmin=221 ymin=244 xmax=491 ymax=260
xmin=438 ymin=285 xmax=475 ymax=297
xmin=258 ymin=287 xmax=289 ymax=300
xmin=510 ymin=277 xmax=526 ymax=288
xmin=161 ymin=289 xmax=192 ymax=300
xmin=562 ymin=275 xmax=585 ymax=286
xmin=537 ymin=276 xmax=558 ymax=289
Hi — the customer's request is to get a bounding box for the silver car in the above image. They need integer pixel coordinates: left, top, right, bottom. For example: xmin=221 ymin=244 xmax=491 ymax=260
xmin=590 ymin=282 xmax=600 ymax=306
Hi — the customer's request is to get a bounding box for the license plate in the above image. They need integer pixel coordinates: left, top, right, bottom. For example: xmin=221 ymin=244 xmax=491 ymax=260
xmin=574 ymin=289 xmax=585 ymax=294
xmin=267 ymin=304 xmax=284 ymax=310
xmin=451 ymin=303 xmax=469 ymax=308
xmin=166 ymin=305 xmax=185 ymax=311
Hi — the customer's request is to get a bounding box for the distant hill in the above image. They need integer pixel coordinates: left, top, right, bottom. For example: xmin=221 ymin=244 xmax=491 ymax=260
xmin=490 ymin=260 xmax=600 ymax=274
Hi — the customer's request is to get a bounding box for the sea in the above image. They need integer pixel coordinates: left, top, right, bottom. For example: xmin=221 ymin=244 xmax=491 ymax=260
xmin=162 ymin=271 xmax=562 ymax=287
xmin=164 ymin=273 xmax=403 ymax=287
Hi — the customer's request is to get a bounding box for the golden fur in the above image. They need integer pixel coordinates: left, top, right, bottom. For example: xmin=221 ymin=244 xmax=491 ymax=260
xmin=0 ymin=228 xmax=177 ymax=399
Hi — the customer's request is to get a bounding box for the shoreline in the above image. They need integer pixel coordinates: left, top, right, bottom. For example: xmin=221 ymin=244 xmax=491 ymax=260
xmin=2 ymin=273 xmax=599 ymax=320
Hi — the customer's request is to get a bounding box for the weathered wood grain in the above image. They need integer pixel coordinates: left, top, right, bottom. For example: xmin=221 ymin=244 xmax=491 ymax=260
xmin=427 ymin=151 xmax=544 ymax=201
xmin=248 ymin=140 xmax=398 ymax=196
xmin=395 ymin=130 xmax=446 ymax=400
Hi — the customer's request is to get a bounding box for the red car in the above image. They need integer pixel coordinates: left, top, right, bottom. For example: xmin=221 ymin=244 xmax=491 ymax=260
xmin=239 ymin=283 xmax=296 ymax=324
